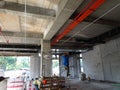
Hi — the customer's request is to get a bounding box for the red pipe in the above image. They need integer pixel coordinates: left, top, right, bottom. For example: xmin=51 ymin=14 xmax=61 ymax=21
xmin=51 ymin=0 xmax=105 ymax=45
xmin=73 ymin=0 xmax=96 ymax=22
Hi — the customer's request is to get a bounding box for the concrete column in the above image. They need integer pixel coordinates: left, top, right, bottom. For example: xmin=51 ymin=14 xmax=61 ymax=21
xmin=74 ymin=54 xmax=81 ymax=78
xmin=30 ymin=54 xmax=40 ymax=79
xmin=41 ymin=39 xmax=52 ymax=77
xmin=69 ymin=54 xmax=81 ymax=79
xmin=0 ymin=80 xmax=7 ymax=90
xmin=77 ymin=54 xmax=81 ymax=79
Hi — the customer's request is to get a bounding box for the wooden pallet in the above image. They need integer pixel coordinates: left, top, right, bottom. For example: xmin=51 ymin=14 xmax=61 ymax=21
xmin=40 ymin=76 xmax=65 ymax=90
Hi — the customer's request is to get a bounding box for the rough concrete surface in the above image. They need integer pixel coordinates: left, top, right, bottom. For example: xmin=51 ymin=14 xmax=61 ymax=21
xmin=0 ymin=80 xmax=7 ymax=90
xmin=83 ymin=37 xmax=120 ymax=82
xmin=62 ymin=79 xmax=120 ymax=90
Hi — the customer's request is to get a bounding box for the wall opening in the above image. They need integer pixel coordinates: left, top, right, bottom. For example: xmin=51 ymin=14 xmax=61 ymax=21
xmin=80 ymin=54 xmax=84 ymax=72
xmin=0 ymin=56 xmax=30 ymax=78
xmin=52 ymin=55 xmax=59 ymax=76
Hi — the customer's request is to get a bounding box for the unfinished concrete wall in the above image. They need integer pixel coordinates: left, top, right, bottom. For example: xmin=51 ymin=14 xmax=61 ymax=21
xmin=30 ymin=54 xmax=40 ymax=79
xmin=60 ymin=54 xmax=80 ymax=79
xmin=0 ymin=80 xmax=7 ymax=90
xmin=83 ymin=37 xmax=120 ymax=82
xmin=83 ymin=46 xmax=104 ymax=80
xmin=100 ymin=38 xmax=120 ymax=82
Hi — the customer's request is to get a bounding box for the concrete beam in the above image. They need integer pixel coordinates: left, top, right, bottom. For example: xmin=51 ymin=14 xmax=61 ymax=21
xmin=52 ymin=43 xmax=92 ymax=50
xmin=85 ymin=16 xmax=120 ymax=26
xmin=52 ymin=45 xmax=88 ymax=50
xmin=1 ymin=31 xmax=43 ymax=38
xmin=0 ymin=52 xmax=32 ymax=56
xmin=0 ymin=49 xmax=38 ymax=53
xmin=0 ymin=36 xmax=41 ymax=45
xmin=0 ymin=1 xmax=55 ymax=20
xmin=0 ymin=43 xmax=40 ymax=49
xmin=44 ymin=0 xmax=84 ymax=40
xmin=70 ymin=15 xmax=120 ymax=26
xmin=0 ymin=31 xmax=42 ymax=44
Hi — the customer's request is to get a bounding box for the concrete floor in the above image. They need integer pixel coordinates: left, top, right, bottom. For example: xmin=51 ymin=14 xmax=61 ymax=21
xmin=63 ymin=79 xmax=120 ymax=90
xmin=6 ymin=78 xmax=120 ymax=90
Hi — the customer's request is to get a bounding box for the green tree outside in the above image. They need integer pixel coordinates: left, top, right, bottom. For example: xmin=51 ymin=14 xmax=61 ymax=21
xmin=0 ymin=56 xmax=17 ymax=70
xmin=0 ymin=56 xmax=30 ymax=71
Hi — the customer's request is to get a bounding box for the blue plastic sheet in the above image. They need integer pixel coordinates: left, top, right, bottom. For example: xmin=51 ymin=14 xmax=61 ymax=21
xmin=61 ymin=55 xmax=69 ymax=66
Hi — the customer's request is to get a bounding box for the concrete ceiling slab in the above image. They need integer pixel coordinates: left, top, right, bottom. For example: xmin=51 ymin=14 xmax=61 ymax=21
xmin=51 ymin=0 xmax=120 ymax=49
xmin=20 ymin=16 xmax=54 ymax=33
xmin=0 ymin=13 xmax=20 ymax=32
xmin=4 ymin=0 xmax=60 ymax=11
xmin=44 ymin=0 xmax=84 ymax=40
xmin=90 ymin=0 xmax=120 ymax=22
xmin=0 ymin=0 xmax=120 ymax=51
xmin=0 ymin=0 xmax=56 ymax=46
xmin=0 ymin=1 xmax=56 ymax=20
xmin=67 ymin=22 xmax=114 ymax=38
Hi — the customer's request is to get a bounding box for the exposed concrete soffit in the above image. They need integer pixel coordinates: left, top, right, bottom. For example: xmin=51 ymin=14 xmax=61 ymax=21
xmin=84 ymin=16 xmax=120 ymax=26
xmin=70 ymin=16 xmax=120 ymax=26
xmin=43 ymin=0 xmax=84 ymax=40
xmin=0 ymin=52 xmax=33 ymax=56
xmin=0 ymin=49 xmax=38 ymax=53
xmin=52 ymin=45 xmax=85 ymax=50
xmin=0 ymin=53 xmax=32 ymax=56
xmin=1 ymin=31 xmax=43 ymax=38
xmin=0 ymin=1 xmax=55 ymax=20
